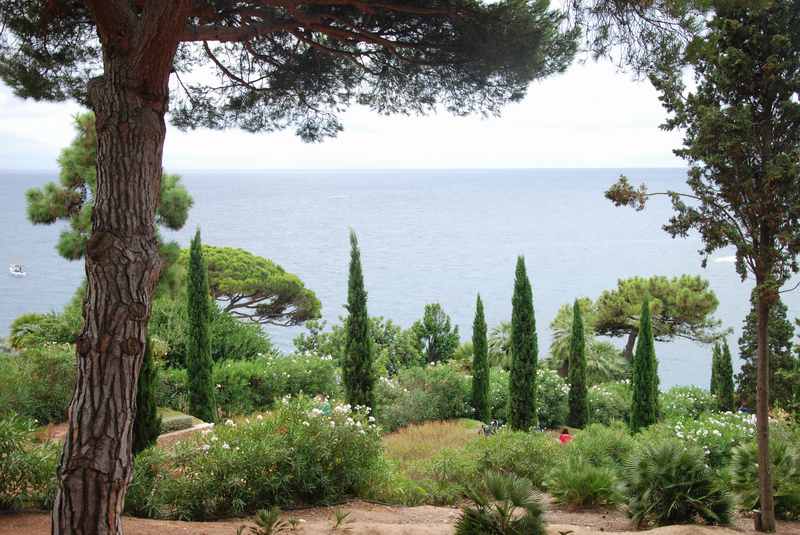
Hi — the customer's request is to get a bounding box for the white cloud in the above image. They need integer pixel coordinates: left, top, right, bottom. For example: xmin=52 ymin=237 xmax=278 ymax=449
xmin=0 ymin=58 xmax=682 ymax=171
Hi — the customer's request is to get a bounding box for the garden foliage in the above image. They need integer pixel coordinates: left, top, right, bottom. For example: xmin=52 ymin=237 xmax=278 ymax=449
xmin=0 ymin=414 xmax=59 ymax=511
xmin=625 ymin=438 xmax=731 ymax=527
xmin=156 ymin=354 xmax=339 ymax=417
xmin=127 ymin=396 xmax=383 ymax=520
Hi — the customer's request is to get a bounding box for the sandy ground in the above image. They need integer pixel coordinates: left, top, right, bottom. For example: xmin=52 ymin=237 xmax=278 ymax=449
xmin=3 ymin=501 xmax=799 ymax=535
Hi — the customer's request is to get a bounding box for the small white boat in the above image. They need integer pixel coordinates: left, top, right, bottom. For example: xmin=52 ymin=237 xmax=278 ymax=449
xmin=9 ymin=264 xmax=26 ymax=277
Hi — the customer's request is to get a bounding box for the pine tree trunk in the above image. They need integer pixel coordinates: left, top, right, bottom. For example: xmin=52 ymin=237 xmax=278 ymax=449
xmin=623 ymin=330 xmax=637 ymax=362
xmin=51 ymin=59 xmax=168 ymax=535
xmin=755 ymin=285 xmax=776 ymax=532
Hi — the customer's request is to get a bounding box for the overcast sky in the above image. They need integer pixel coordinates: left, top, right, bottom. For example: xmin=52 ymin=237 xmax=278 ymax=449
xmin=0 ymin=57 xmax=684 ymax=171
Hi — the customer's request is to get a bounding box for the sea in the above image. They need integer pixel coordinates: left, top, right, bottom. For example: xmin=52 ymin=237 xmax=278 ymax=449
xmin=1 ymin=168 xmax=798 ymax=389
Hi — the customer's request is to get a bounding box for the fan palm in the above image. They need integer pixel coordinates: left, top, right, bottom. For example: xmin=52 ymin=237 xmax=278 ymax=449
xmin=455 ymin=472 xmax=546 ymax=535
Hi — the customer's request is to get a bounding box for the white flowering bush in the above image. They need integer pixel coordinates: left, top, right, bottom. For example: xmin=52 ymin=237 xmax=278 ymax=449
xmin=639 ymin=412 xmax=755 ymax=471
xmin=588 ymin=381 xmax=631 ymax=425
xmin=126 ymin=396 xmax=383 ymax=520
xmin=156 ymin=353 xmax=339 ymax=416
xmin=535 ymin=368 xmax=569 ymax=428
xmin=487 ymin=368 xmax=568 ymax=428
xmin=660 ymin=386 xmax=716 ymax=421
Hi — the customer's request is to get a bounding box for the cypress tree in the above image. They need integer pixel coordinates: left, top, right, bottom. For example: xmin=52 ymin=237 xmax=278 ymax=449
xmin=710 ymin=343 xmax=721 ymax=396
xmin=187 ymin=229 xmax=216 ymax=423
xmin=509 ymin=256 xmax=538 ymax=431
xmin=718 ymin=340 xmax=735 ymax=412
xmin=630 ymin=298 xmax=659 ymax=432
xmin=471 ymin=294 xmax=490 ymax=423
xmin=344 ymin=230 xmax=375 ymax=409
xmin=133 ymin=337 xmax=162 ymax=455
xmin=567 ymin=300 xmax=588 ymax=428
xmin=736 ymin=293 xmax=797 ymax=408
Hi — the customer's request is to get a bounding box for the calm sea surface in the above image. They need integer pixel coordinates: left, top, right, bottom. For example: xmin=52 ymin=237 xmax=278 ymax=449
xmin=1 ymin=169 xmax=798 ymax=388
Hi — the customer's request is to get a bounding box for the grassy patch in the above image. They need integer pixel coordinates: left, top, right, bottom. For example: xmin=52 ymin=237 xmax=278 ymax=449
xmin=373 ymin=419 xmax=483 ymax=504
xmin=383 ymin=418 xmax=481 ymax=477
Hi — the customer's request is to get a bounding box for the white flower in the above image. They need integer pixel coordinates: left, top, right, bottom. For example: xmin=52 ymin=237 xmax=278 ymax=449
xmin=256 ymin=415 xmax=263 ymax=421
xmin=222 ymin=443 xmax=230 ymax=450
xmin=210 ymin=435 xmax=218 ymax=442
xmin=302 ymin=421 xmax=310 ymax=426
xmin=225 ymin=419 xmax=235 ymax=426
xmin=368 ymin=416 xmax=376 ymax=423
xmin=200 ymin=444 xmax=211 ymax=452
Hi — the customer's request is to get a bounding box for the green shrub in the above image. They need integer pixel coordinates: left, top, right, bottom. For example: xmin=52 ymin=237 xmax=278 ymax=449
xmin=660 ymin=385 xmax=716 ymax=421
xmin=455 ymin=473 xmax=545 ymax=535
xmin=568 ymin=423 xmax=635 ymax=470
xmin=472 ymin=429 xmax=563 ymax=490
xmin=0 ymin=414 xmax=59 ymax=511
xmin=127 ymin=447 xmax=170 ymax=518
xmin=156 ymin=354 xmax=339 ymax=416
xmin=375 ymin=364 xmax=471 ymax=432
xmin=729 ymin=431 xmax=800 ymax=519
xmin=625 ymin=438 xmax=731 ymax=527
xmin=392 ymin=448 xmax=480 ymax=505
xmin=588 ymin=381 xmax=630 ymax=425
xmin=546 ymin=454 xmax=624 ymax=507
xmin=0 ymin=344 xmax=75 ymax=424
xmin=156 ymin=367 xmax=189 ymax=411
xmin=126 ymin=396 xmax=385 ymax=520
xmin=0 ymin=354 xmax=26 ymax=417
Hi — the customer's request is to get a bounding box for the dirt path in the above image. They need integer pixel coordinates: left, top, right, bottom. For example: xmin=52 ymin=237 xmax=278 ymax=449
xmin=2 ymin=502 xmax=799 ymax=535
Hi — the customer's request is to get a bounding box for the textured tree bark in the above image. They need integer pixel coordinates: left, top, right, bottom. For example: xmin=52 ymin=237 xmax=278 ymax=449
xmin=51 ymin=58 xmax=169 ymax=535
xmin=622 ymin=330 xmax=637 ymax=362
xmin=755 ymin=283 xmax=776 ymax=532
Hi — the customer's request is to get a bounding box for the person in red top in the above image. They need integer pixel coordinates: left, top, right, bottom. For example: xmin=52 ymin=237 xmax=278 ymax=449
xmin=558 ymin=428 xmax=573 ymax=444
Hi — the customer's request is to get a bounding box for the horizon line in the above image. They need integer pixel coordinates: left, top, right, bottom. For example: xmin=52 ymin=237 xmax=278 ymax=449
xmin=0 ymin=165 xmax=689 ymax=174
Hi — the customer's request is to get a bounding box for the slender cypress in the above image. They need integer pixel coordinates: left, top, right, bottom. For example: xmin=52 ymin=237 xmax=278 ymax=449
xmin=509 ymin=256 xmax=538 ymax=431
xmin=718 ymin=340 xmax=735 ymax=412
xmin=630 ymin=298 xmax=659 ymax=432
xmin=187 ymin=229 xmax=216 ymax=423
xmin=471 ymin=294 xmax=490 ymax=423
xmin=710 ymin=343 xmax=721 ymax=396
xmin=133 ymin=337 xmax=162 ymax=454
xmin=567 ymin=300 xmax=588 ymax=428
xmin=344 ymin=230 xmax=375 ymax=409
